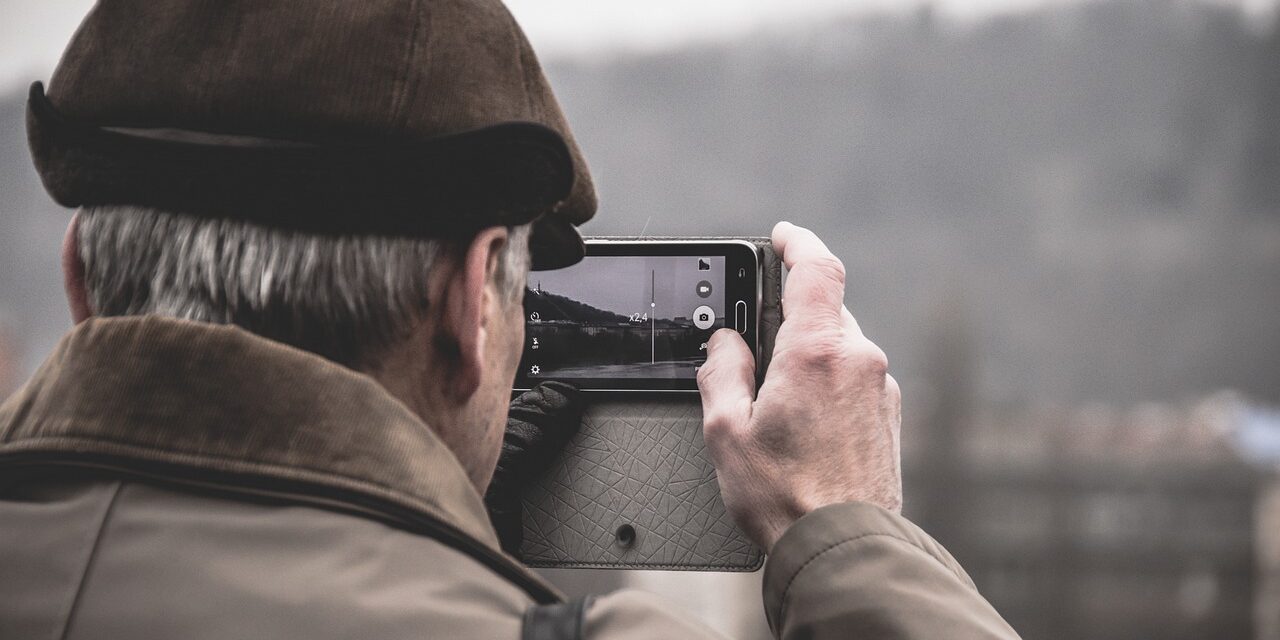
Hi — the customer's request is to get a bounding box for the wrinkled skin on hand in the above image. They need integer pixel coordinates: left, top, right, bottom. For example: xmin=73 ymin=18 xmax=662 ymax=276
xmin=697 ymin=221 xmax=903 ymax=552
xmin=485 ymin=381 xmax=584 ymax=557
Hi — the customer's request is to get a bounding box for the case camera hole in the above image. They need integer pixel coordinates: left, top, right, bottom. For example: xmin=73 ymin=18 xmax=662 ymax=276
xmin=615 ymin=524 xmax=637 ymax=548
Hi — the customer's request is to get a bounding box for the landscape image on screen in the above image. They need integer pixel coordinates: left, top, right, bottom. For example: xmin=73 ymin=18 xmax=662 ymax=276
xmin=520 ymin=255 xmax=724 ymax=381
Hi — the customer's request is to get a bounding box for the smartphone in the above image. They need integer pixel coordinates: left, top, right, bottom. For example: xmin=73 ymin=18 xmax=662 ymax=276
xmin=515 ymin=239 xmax=762 ymax=392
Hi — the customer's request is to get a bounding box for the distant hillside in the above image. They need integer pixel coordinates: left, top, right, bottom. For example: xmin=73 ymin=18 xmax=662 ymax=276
xmin=539 ymin=0 xmax=1280 ymax=403
xmin=524 ymin=288 xmax=630 ymax=324
xmin=1 ymin=0 xmax=1277 ymax=403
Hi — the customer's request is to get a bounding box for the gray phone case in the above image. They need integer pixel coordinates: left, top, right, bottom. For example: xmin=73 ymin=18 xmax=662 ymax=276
xmin=519 ymin=236 xmax=781 ymax=570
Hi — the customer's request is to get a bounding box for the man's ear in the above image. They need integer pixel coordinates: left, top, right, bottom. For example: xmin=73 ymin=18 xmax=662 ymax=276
xmin=62 ymin=213 xmax=92 ymax=324
xmin=435 ymin=227 xmax=510 ymax=401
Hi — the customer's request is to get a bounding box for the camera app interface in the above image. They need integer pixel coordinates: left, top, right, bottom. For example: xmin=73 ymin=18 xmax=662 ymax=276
xmin=520 ymin=255 xmax=725 ymax=384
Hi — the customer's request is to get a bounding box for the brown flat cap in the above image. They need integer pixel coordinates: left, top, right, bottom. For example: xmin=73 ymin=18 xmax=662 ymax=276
xmin=27 ymin=0 xmax=596 ymax=270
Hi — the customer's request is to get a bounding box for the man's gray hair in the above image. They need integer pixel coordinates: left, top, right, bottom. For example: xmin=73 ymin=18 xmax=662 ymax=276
xmin=76 ymin=206 xmax=531 ymax=368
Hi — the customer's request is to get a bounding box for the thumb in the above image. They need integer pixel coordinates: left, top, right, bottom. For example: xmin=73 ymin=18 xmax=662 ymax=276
xmin=697 ymin=328 xmax=756 ymax=442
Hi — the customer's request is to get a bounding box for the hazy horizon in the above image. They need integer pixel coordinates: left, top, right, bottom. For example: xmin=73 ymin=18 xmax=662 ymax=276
xmin=3 ymin=0 xmax=1277 ymax=92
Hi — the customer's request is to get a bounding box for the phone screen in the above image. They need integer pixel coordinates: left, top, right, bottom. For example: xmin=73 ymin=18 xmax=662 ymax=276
xmin=515 ymin=240 xmax=759 ymax=391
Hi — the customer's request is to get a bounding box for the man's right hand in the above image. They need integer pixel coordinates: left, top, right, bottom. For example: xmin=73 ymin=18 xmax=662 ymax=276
xmin=697 ymin=221 xmax=902 ymax=552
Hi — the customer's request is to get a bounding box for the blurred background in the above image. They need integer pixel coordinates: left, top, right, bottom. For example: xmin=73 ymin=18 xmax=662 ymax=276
xmin=2 ymin=0 xmax=1279 ymax=637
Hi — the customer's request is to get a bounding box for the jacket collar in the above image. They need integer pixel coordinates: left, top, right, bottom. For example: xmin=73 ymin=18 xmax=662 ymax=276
xmin=0 ymin=315 xmax=502 ymax=549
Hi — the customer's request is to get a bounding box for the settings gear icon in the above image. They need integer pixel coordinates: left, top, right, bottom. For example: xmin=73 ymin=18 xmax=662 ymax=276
xmin=529 ymin=365 xmax=541 ymax=375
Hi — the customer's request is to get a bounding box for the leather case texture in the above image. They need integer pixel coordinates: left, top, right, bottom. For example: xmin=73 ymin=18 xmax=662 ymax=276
xmin=519 ymin=236 xmax=781 ymax=570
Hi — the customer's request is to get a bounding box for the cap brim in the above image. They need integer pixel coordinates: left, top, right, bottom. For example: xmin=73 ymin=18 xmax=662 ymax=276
xmin=529 ymin=216 xmax=584 ymax=270
xmin=27 ymin=81 xmax=584 ymax=268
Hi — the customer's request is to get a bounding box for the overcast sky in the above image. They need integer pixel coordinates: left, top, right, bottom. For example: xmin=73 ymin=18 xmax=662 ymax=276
xmin=4 ymin=0 xmax=1275 ymax=92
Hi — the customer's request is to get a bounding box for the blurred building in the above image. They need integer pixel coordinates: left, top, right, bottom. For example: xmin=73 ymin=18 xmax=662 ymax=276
xmin=905 ymin=392 xmax=1277 ymax=640
xmin=1261 ymin=482 xmax=1280 ymax=640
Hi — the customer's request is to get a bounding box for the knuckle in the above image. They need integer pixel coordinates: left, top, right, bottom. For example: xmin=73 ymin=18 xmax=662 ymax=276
xmin=789 ymin=337 xmax=845 ymax=374
xmin=852 ymin=341 xmax=889 ymax=379
xmin=885 ymin=373 xmax=902 ymax=404
xmin=884 ymin=375 xmax=903 ymax=420
xmin=702 ymin=401 xmax=749 ymax=447
xmin=810 ymin=255 xmax=846 ymax=286
xmin=702 ymin=409 xmax=733 ymax=441
xmin=696 ymin=358 xmax=731 ymax=391
xmin=696 ymin=360 xmax=715 ymax=387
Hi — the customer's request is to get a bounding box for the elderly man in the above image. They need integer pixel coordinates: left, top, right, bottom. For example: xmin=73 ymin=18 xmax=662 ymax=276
xmin=0 ymin=1 xmax=1018 ymax=639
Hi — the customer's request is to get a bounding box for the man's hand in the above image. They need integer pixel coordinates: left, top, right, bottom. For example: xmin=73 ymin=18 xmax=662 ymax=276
xmin=486 ymin=382 xmax=583 ymax=557
xmin=697 ymin=221 xmax=902 ymax=552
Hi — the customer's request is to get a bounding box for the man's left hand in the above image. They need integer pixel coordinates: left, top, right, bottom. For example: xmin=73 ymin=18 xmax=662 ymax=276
xmin=486 ymin=381 xmax=583 ymax=557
